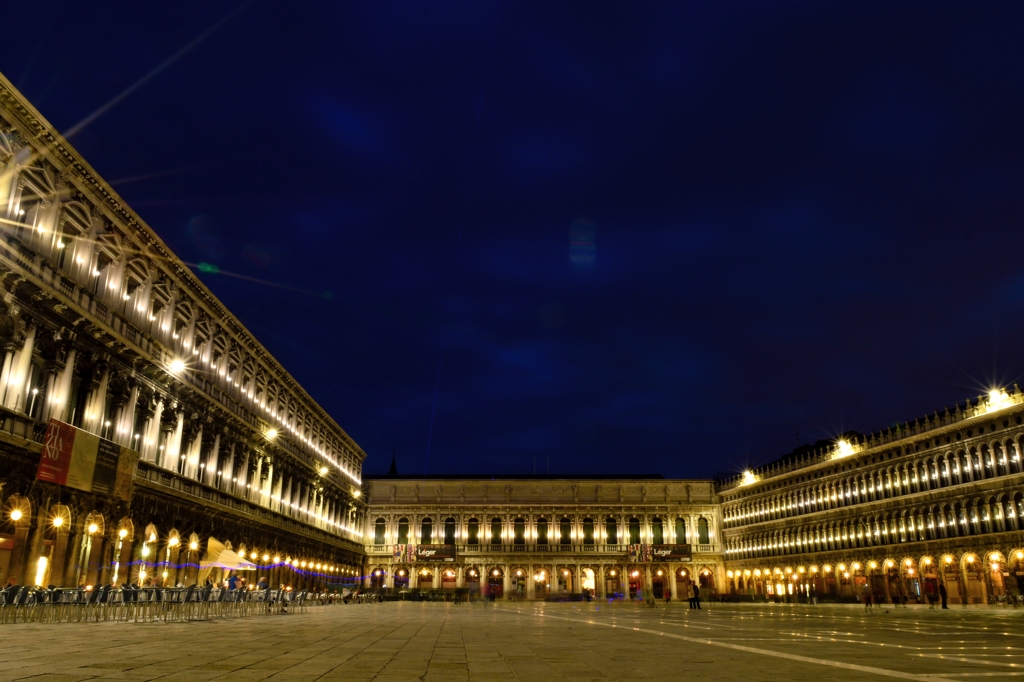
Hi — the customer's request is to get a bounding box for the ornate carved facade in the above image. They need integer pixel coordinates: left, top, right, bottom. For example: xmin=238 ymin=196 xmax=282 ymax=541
xmin=0 ymin=72 xmax=366 ymax=590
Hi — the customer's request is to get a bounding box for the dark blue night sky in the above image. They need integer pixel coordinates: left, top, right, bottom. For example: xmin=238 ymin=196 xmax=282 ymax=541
xmin=5 ymin=2 xmax=1023 ymax=478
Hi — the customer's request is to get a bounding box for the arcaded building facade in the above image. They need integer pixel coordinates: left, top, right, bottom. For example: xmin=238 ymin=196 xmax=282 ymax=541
xmin=718 ymin=388 xmax=1024 ymax=604
xmin=0 ymin=73 xmax=366 ymax=590
xmin=361 ymin=476 xmax=721 ymax=599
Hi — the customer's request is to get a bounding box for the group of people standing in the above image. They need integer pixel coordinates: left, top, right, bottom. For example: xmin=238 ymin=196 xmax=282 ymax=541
xmin=862 ymin=582 xmax=951 ymax=611
xmin=686 ymin=582 xmax=701 ymax=609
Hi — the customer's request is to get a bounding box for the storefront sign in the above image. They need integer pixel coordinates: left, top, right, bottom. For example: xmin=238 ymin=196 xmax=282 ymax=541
xmin=36 ymin=420 xmax=138 ymax=500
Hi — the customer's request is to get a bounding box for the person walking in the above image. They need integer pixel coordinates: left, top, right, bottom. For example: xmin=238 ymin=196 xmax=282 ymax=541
xmin=939 ymin=582 xmax=948 ymax=609
xmin=686 ymin=582 xmax=695 ymax=609
xmin=862 ymin=585 xmax=872 ymax=613
xmin=692 ymin=583 xmax=701 ymax=610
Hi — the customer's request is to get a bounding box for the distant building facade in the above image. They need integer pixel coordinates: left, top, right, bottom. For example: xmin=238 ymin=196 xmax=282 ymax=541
xmin=361 ymin=476 xmax=721 ymax=599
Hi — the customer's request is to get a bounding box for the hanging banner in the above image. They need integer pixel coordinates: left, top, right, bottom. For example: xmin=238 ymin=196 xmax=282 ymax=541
xmin=628 ymin=544 xmax=691 ymax=562
xmin=628 ymin=544 xmax=653 ymax=563
xmin=392 ymin=544 xmax=457 ymax=562
xmin=650 ymin=544 xmax=692 ymax=561
xmin=415 ymin=545 xmax=457 ymax=562
xmin=36 ymin=419 xmax=138 ymax=501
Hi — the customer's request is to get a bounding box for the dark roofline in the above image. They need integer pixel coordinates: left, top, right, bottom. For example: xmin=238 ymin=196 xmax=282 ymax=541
xmin=364 ymin=474 xmax=668 ymax=481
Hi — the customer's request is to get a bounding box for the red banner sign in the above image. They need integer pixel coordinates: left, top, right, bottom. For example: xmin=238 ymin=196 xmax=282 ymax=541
xmin=36 ymin=419 xmax=137 ymax=500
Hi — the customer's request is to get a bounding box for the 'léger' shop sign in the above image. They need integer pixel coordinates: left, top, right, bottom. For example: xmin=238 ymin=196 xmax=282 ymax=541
xmin=36 ymin=419 xmax=138 ymax=500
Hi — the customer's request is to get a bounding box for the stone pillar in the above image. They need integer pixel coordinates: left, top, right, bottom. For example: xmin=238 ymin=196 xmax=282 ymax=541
xmin=165 ymin=409 xmax=184 ymax=470
xmin=98 ymin=535 xmax=115 ymax=585
xmin=596 ymin=565 xmax=606 ymax=599
xmin=6 ymin=513 xmax=31 ymax=585
xmin=25 ymin=507 xmax=47 ymax=586
xmin=502 ymin=565 xmax=510 ymax=599
xmin=526 ymin=566 xmax=535 ymax=600
xmin=63 ymin=526 xmax=85 ymax=587
xmin=0 ymin=347 xmax=14 ymax=404
xmin=3 ymin=324 xmax=36 ymax=411
xmin=644 ymin=565 xmax=654 ymax=600
xmin=669 ymin=564 xmax=678 ymax=600
xmin=221 ymin=440 xmax=235 ymax=493
xmin=49 ymin=523 xmax=70 ymax=587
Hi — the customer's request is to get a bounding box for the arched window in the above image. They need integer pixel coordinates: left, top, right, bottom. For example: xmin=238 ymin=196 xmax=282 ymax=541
xmin=467 ymin=518 xmax=479 ymax=545
xmin=514 ymin=518 xmax=526 ymax=545
xmin=698 ymin=517 xmax=710 ymax=544
xmin=605 ymin=518 xmax=617 ymax=545
xmin=628 ymin=517 xmax=641 ymax=545
xmin=560 ymin=517 xmax=571 ymax=545
xmin=373 ymin=518 xmax=386 ymax=545
xmin=537 ymin=518 xmax=549 ymax=545
xmin=582 ymin=518 xmax=594 ymax=545
xmin=397 ymin=518 xmax=409 ymax=544
xmin=491 ymin=518 xmax=503 ymax=545
xmin=420 ymin=518 xmax=433 ymax=545
xmin=444 ymin=517 xmax=456 ymax=545
xmin=652 ymin=517 xmax=664 ymax=545
xmin=675 ymin=518 xmax=687 ymax=544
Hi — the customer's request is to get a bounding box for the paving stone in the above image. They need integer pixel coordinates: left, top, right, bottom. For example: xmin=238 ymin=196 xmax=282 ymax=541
xmin=3 ymin=602 xmax=1022 ymax=680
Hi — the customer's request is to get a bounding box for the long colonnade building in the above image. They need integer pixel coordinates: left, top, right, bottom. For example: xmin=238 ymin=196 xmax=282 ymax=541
xmin=0 ymin=73 xmax=367 ymax=590
xmin=718 ymin=388 xmax=1024 ymax=605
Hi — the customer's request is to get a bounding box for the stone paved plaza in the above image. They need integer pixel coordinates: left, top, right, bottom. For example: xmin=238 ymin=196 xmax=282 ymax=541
xmin=3 ymin=602 xmax=1023 ymax=681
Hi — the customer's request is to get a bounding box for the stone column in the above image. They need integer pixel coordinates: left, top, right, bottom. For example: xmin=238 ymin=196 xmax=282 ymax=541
xmin=596 ymin=564 xmax=606 ymax=599
xmin=502 ymin=565 xmax=510 ymax=599
xmin=669 ymin=563 xmax=678 ymax=600
xmin=526 ymin=566 xmax=535 ymax=600
xmin=165 ymin=409 xmax=184 ymax=470
xmin=3 ymin=324 xmax=36 ymax=411
xmin=644 ymin=565 xmax=654 ymax=600
xmin=49 ymin=522 xmax=71 ymax=587
xmin=220 ymin=440 xmax=235 ymax=492
xmin=6 ymin=512 xmax=31 ymax=585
